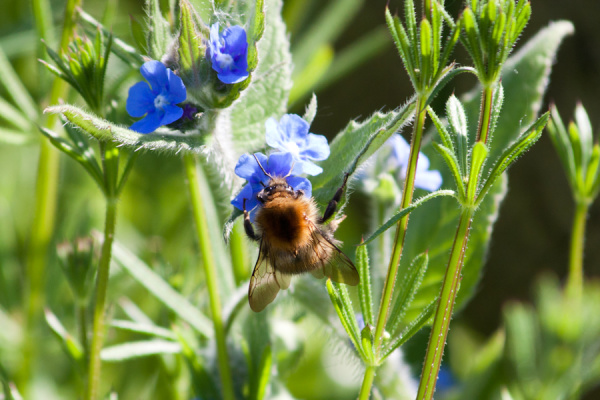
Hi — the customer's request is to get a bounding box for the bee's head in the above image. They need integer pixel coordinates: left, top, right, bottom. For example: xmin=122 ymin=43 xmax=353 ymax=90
xmin=257 ymin=177 xmax=295 ymax=203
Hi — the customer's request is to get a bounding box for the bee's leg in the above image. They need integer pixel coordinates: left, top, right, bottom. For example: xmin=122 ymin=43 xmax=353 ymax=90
xmin=243 ymin=199 xmax=260 ymax=242
xmin=319 ymin=173 xmax=349 ymax=224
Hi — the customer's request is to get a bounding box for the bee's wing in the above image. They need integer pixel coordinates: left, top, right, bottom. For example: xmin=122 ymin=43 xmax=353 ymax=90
xmin=308 ymin=221 xmax=360 ymax=286
xmin=248 ymin=239 xmax=292 ymax=312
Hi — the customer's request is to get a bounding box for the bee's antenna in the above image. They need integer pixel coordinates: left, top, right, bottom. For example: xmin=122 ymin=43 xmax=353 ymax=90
xmin=283 ymin=161 xmax=296 ymax=178
xmin=253 ymin=154 xmax=273 ymax=179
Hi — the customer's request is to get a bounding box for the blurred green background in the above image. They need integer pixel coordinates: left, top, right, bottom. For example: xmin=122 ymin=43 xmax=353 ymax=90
xmin=1 ymin=0 xmax=599 ymax=398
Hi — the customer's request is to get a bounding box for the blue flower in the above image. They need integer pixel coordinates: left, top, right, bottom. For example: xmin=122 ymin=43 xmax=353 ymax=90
xmin=231 ymin=152 xmax=311 ymax=221
xmin=386 ymin=134 xmax=442 ymax=191
xmin=265 ymin=114 xmax=330 ymax=175
xmin=126 ymin=61 xmax=187 ymax=134
xmin=208 ymin=23 xmax=249 ymax=84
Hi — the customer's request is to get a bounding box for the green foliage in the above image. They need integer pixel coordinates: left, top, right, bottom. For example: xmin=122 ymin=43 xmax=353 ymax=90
xmin=548 ymin=104 xmax=600 ymax=205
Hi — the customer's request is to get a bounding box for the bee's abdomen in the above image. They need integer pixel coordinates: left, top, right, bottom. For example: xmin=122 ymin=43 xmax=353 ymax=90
xmin=255 ymin=197 xmax=314 ymax=252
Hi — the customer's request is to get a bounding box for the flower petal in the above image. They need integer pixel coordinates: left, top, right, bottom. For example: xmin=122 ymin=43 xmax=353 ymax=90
xmin=388 ymin=134 xmax=410 ymax=168
xmin=159 ymin=104 xmax=184 ymax=126
xmin=300 ymin=133 xmax=330 ymax=160
xmin=279 ymin=114 xmax=309 ymax=141
xmin=231 ymin=183 xmax=258 ymax=212
xmin=126 ymin=81 xmax=155 ymax=117
xmin=140 ymin=60 xmax=168 ymax=93
xmin=414 ymin=169 xmax=443 ymax=192
xmin=266 ymin=152 xmax=295 ymax=177
xmin=416 ymin=151 xmax=431 ymax=171
xmin=166 ymin=68 xmax=187 ymax=104
xmin=298 ymin=160 xmax=323 ymax=176
xmin=130 ymin=109 xmax=164 ymax=134
xmin=265 ymin=117 xmax=285 ymax=148
xmin=235 ymin=153 xmax=268 ymax=183
xmin=222 ymin=26 xmax=247 ymax=54
xmin=286 ymin=176 xmax=312 ymax=198
xmin=217 ymin=70 xmax=249 ymax=84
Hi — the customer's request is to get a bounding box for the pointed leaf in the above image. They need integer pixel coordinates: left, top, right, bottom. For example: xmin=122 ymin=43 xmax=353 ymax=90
xmin=361 ymin=189 xmax=456 ymax=245
xmin=147 ymin=0 xmax=171 ymax=59
xmin=467 ymin=141 xmax=489 ymax=201
xmin=110 ymin=320 xmax=177 ymax=340
xmin=387 ymin=252 xmax=429 ymax=337
xmin=575 ymin=103 xmax=594 ymax=169
xmin=433 ymin=143 xmax=466 ymax=199
xmin=303 ymin=94 xmax=318 ymax=125
xmin=547 ymin=105 xmax=577 ymax=188
xmin=311 ymin=102 xmax=416 ymax=206
xmin=101 ymin=340 xmax=182 ymax=362
xmin=45 ymin=105 xmax=210 ymax=154
xmin=478 ymin=113 xmax=548 ymax=203
xmin=326 ymin=279 xmax=365 ymax=360
xmin=356 ymin=244 xmax=374 ymax=326
xmin=110 ymin=240 xmax=213 ymax=338
xmin=44 ymin=309 xmax=84 ymax=362
xmin=447 ymin=94 xmax=469 ymax=176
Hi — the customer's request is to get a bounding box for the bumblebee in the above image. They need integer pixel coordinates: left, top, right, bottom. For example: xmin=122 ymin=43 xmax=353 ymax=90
xmin=243 ymin=158 xmax=359 ymax=312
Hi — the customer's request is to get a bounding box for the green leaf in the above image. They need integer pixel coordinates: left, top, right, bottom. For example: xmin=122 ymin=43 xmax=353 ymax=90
xmin=110 ymin=320 xmax=177 ymax=340
xmin=0 ymin=45 xmax=38 ymax=121
xmin=382 ymin=298 xmax=436 ymax=359
xmin=39 ymin=126 xmax=105 ymax=190
xmin=101 ymin=340 xmax=182 ymax=362
xmin=547 ymin=105 xmax=577 ymax=188
xmin=478 ymin=113 xmax=548 ymax=204
xmin=356 ymin=244 xmax=374 ymax=327
xmin=387 ymin=252 xmax=429 ymax=337
xmin=302 ymin=94 xmax=318 ymax=126
xmin=45 ymin=104 xmax=210 ymax=154
xmin=433 ymin=143 xmax=466 ymax=200
xmin=177 ymin=0 xmax=205 ymax=90
xmin=362 ymin=190 xmax=456 ymax=245
xmin=326 ymin=279 xmax=365 ymax=360
xmin=0 ymin=128 xmax=34 ymax=146
xmin=446 ymin=94 xmax=469 ymax=177
xmin=311 ymin=102 xmax=416 ymax=206
xmin=575 ymin=103 xmax=594 ymax=170
xmin=467 ymin=141 xmax=489 ymax=201
xmin=44 ymin=308 xmax=84 ymax=362
xmin=0 ymin=96 xmax=34 ymax=131
xmin=110 ymin=240 xmax=214 ymax=338
xmin=288 ymin=44 xmax=334 ymax=105
xmin=255 ymin=346 xmax=272 ymax=400
xmin=146 ymin=0 xmax=172 ymax=59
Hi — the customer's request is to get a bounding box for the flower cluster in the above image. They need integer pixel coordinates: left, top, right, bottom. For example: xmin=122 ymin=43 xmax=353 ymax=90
xmin=231 ymin=152 xmax=312 ymax=221
xmin=126 ymin=23 xmax=249 ymax=133
xmin=126 ymin=61 xmax=187 ymax=134
xmin=208 ymin=23 xmax=249 ymax=84
xmin=231 ymin=114 xmax=329 ymax=219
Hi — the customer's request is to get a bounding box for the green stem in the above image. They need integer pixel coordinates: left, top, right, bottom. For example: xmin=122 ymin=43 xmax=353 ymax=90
xmin=566 ymin=201 xmax=588 ymax=298
xmin=229 ymin=219 xmax=248 ymax=285
xmin=416 ymin=207 xmax=474 ymax=400
xmin=358 ymin=366 xmax=376 ymax=400
xmin=477 ymin=85 xmax=494 ymax=144
xmin=358 ymin=96 xmax=428 ymax=399
xmin=183 ymin=153 xmax=235 ymax=400
xmin=373 ymin=96 xmax=427 ymax=351
xmin=21 ymin=0 xmax=81 ymax=390
xmin=85 ymin=196 xmax=117 ymax=400
xmin=78 ymin=302 xmax=89 ymax=361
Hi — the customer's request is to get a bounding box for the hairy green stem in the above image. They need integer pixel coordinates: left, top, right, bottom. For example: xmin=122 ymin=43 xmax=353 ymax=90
xmin=358 ymin=366 xmax=376 ymax=400
xmin=416 ymin=207 xmax=474 ymax=400
xmin=86 ymin=197 xmax=117 ymax=400
xmin=357 ymin=97 xmax=428 ymax=399
xmin=373 ymin=97 xmax=427 ymax=351
xmin=567 ymin=201 xmax=588 ymax=298
xmin=477 ymin=85 xmax=494 ymax=144
xmin=86 ymin=142 xmax=119 ymax=400
xmin=183 ymin=153 xmax=235 ymax=400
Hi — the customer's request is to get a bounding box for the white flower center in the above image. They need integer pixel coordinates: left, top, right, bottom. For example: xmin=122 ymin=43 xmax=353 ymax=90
xmin=154 ymin=94 xmax=168 ymax=109
xmin=216 ymin=52 xmax=234 ymax=69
